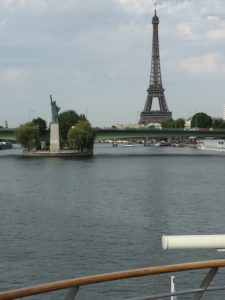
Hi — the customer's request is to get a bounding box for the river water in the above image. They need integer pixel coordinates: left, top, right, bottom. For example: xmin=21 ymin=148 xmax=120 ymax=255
xmin=1 ymin=144 xmax=225 ymax=299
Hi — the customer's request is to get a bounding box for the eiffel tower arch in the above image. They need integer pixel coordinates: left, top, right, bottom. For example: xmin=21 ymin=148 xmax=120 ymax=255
xmin=139 ymin=9 xmax=172 ymax=125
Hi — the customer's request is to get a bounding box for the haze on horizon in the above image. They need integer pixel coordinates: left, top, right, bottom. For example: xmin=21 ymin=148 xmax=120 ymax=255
xmin=0 ymin=0 xmax=225 ymax=128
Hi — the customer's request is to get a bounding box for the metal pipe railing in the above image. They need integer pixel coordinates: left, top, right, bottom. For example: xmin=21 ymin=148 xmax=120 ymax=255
xmin=1 ymin=259 xmax=225 ymax=300
xmin=128 ymin=285 xmax=225 ymax=300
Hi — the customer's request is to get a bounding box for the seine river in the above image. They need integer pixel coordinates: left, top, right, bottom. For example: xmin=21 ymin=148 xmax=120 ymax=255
xmin=1 ymin=144 xmax=225 ymax=299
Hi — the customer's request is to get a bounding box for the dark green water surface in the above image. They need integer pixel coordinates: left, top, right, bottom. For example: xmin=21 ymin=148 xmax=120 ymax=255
xmin=1 ymin=144 xmax=225 ymax=299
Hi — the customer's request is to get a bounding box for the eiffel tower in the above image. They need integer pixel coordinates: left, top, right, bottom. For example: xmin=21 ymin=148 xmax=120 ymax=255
xmin=139 ymin=9 xmax=172 ymax=125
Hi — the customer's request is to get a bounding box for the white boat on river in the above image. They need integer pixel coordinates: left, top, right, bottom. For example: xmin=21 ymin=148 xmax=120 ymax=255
xmin=197 ymin=139 xmax=225 ymax=152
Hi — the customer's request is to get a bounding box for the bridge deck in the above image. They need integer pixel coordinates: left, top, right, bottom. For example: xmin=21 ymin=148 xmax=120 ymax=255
xmin=95 ymin=128 xmax=225 ymax=140
xmin=1 ymin=128 xmax=225 ymax=142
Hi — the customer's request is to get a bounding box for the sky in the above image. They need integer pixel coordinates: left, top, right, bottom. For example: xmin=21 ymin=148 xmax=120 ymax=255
xmin=1 ymin=0 xmax=225 ymax=128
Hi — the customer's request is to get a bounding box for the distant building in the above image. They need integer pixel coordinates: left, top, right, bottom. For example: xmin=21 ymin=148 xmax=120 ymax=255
xmin=115 ymin=123 xmax=162 ymax=129
xmin=184 ymin=119 xmax=191 ymax=130
xmin=145 ymin=123 xmax=162 ymax=129
xmin=115 ymin=124 xmax=144 ymax=129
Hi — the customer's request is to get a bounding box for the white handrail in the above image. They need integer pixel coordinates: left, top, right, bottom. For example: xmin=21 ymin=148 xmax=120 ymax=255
xmin=162 ymin=234 xmax=225 ymax=250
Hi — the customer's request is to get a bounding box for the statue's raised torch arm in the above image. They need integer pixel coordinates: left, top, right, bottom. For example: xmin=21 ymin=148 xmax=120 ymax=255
xmin=50 ymin=95 xmax=60 ymax=124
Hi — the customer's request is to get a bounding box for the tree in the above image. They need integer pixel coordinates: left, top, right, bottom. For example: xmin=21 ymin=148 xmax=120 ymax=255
xmin=161 ymin=118 xmax=175 ymax=128
xmin=212 ymin=118 xmax=225 ymax=129
xmin=175 ymin=118 xmax=185 ymax=129
xmin=15 ymin=122 xmax=39 ymax=150
xmin=191 ymin=112 xmax=212 ymax=128
xmin=67 ymin=120 xmax=96 ymax=151
xmin=58 ymin=110 xmax=83 ymax=141
xmin=32 ymin=117 xmax=47 ymax=135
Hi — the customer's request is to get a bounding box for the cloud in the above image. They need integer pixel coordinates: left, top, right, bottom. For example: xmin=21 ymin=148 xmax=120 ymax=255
xmin=0 ymin=67 xmax=29 ymax=82
xmin=0 ymin=0 xmax=47 ymax=12
xmin=0 ymin=0 xmax=117 ymax=14
xmin=176 ymin=23 xmax=196 ymax=39
xmin=178 ymin=54 xmax=221 ymax=74
xmin=207 ymin=29 xmax=225 ymax=40
xmin=0 ymin=17 xmax=7 ymax=26
xmin=0 ymin=0 xmax=225 ymax=126
xmin=73 ymin=70 xmax=91 ymax=82
xmin=118 ymin=0 xmax=154 ymax=15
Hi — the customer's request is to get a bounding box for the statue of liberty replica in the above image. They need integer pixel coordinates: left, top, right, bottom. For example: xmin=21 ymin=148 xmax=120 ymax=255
xmin=50 ymin=95 xmax=60 ymax=124
xmin=50 ymin=95 xmax=60 ymax=152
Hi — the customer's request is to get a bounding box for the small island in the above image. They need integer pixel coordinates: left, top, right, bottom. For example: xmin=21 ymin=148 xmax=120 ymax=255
xmin=15 ymin=96 xmax=95 ymax=157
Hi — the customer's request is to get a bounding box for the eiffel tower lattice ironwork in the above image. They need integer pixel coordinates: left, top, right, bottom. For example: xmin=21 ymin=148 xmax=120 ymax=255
xmin=139 ymin=9 xmax=172 ymax=125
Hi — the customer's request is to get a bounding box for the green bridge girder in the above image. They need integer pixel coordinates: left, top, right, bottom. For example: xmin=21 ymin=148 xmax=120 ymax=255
xmin=0 ymin=128 xmax=16 ymax=141
xmin=2 ymin=128 xmax=225 ymax=142
xmin=95 ymin=128 xmax=225 ymax=140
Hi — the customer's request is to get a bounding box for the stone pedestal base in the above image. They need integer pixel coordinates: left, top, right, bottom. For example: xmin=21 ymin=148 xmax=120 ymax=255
xmin=50 ymin=123 xmax=60 ymax=152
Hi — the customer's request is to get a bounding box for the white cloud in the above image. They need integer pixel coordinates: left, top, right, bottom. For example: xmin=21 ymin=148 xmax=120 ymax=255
xmin=0 ymin=0 xmax=47 ymax=12
xmin=0 ymin=67 xmax=29 ymax=82
xmin=208 ymin=29 xmax=225 ymax=40
xmin=178 ymin=54 xmax=221 ymax=74
xmin=0 ymin=18 xmax=7 ymax=26
xmin=118 ymin=0 xmax=154 ymax=15
xmin=0 ymin=0 xmax=116 ymax=13
xmin=176 ymin=23 xmax=196 ymax=39
xmin=0 ymin=17 xmax=7 ymax=36
xmin=161 ymin=0 xmax=192 ymax=15
xmin=73 ymin=70 xmax=91 ymax=82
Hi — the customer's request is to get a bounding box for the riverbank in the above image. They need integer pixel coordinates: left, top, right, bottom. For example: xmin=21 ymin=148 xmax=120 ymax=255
xmin=21 ymin=149 xmax=93 ymax=158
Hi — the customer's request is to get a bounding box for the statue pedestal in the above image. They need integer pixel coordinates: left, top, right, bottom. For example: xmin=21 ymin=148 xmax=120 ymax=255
xmin=50 ymin=123 xmax=60 ymax=152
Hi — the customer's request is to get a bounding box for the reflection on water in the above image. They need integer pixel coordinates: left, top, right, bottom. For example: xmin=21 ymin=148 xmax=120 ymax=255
xmin=0 ymin=144 xmax=225 ymax=299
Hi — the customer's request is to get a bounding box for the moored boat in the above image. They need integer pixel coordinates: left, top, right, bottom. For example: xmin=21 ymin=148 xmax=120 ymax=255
xmin=197 ymin=139 xmax=225 ymax=152
xmin=154 ymin=140 xmax=170 ymax=147
xmin=0 ymin=141 xmax=13 ymax=150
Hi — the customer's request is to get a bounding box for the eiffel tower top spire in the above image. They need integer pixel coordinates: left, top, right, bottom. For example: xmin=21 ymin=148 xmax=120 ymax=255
xmin=150 ymin=6 xmax=162 ymax=88
xmin=153 ymin=2 xmax=159 ymax=24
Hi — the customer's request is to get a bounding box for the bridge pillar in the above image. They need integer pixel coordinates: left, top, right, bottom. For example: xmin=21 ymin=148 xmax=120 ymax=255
xmin=144 ymin=137 xmax=148 ymax=146
xmin=112 ymin=139 xmax=118 ymax=147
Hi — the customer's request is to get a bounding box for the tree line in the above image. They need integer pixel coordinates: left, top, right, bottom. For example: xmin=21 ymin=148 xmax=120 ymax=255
xmin=15 ymin=110 xmax=96 ymax=151
xmin=161 ymin=112 xmax=225 ymax=129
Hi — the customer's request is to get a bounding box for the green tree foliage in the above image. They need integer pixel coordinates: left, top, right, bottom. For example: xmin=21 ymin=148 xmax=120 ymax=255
xmin=161 ymin=118 xmax=175 ymax=128
xmin=67 ymin=120 xmax=96 ymax=151
xmin=191 ymin=112 xmax=212 ymax=128
xmin=32 ymin=117 xmax=47 ymax=135
xmin=161 ymin=118 xmax=185 ymax=129
xmin=212 ymin=118 xmax=225 ymax=129
xmin=15 ymin=122 xmax=39 ymax=150
xmin=175 ymin=118 xmax=185 ymax=129
xmin=58 ymin=110 xmax=85 ymax=141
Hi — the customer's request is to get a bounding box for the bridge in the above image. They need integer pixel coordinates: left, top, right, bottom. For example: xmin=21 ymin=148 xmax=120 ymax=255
xmin=2 ymin=128 xmax=225 ymax=142
xmin=95 ymin=128 xmax=225 ymax=140
xmin=0 ymin=128 xmax=17 ymax=141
